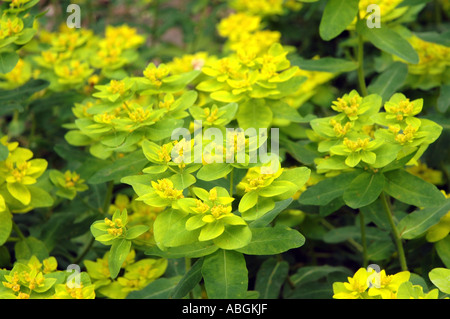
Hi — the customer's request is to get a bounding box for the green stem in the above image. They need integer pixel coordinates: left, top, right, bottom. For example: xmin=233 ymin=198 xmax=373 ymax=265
xmin=356 ymin=14 xmax=368 ymax=97
xmin=357 ymin=33 xmax=368 ymax=97
xmin=74 ymin=181 xmax=115 ymax=264
xmin=151 ymin=0 xmax=160 ymax=44
xmin=380 ymin=192 xmax=408 ymax=271
xmin=102 ymin=180 xmax=115 ymax=214
xmin=12 ymin=221 xmax=25 ymax=241
xmin=229 ymin=167 xmax=234 ymax=196
xmin=359 ymin=211 xmax=368 ymax=268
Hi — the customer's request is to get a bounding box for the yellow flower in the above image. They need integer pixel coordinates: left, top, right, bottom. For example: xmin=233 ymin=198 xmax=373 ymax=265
xmin=407 ymin=161 xmax=444 ymax=185
xmin=229 ymin=0 xmax=285 ymax=16
xmin=333 ymin=268 xmax=370 ymax=299
xmin=0 ymin=58 xmax=32 ymax=89
xmin=217 ymin=13 xmax=261 ymax=42
xmin=143 ymin=63 xmax=170 ymax=87
xmin=368 ymin=270 xmax=410 ymax=299
xmin=426 ymin=191 xmax=450 ymax=242
xmin=151 ymin=179 xmax=184 ymax=200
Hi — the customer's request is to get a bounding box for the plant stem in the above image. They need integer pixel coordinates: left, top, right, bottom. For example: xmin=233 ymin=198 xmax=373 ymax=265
xmin=12 ymin=220 xmax=26 ymax=241
xmin=229 ymin=167 xmax=234 ymax=195
xmin=359 ymin=211 xmax=368 ymax=268
xmin=102 ymin=180 xmax=115 ymax=214
xmin=356 ymin=14 xmax=368 ymax=97
xmin=357 ymin=33 xmax=368 ymax=97
xmin=380 ymin=192 xmax=408 ymax=271
xmin=74 ymin=181 xmax=115 ymax=265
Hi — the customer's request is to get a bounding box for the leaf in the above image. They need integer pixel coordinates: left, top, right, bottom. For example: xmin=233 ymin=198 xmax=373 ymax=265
xmin=319 ymin=0 xmax=359 ymax=41
xmin=397 ymin=198 xmax=450 ymax=239
xmin=298 ymin=171 xmax=360 ymax=206
xmin=367 ymin=62 xmax=408 ymax=102
xmin=126 ymin=276 xmax=181 ymax=299
xmin=290 ymin=265 xmax=350 ymax=287
xmin=213 ymin=225 xmax=252 ymax=250
xmin=236 ymin=99 xmax=273 ymax=130
xmin=14 ymin=237 xmax=49 ymax=262
xmin=437 ymin=84 xmax=450 ymax=113
xmin=384 ymin=169 xmax=446 ymax=207
xmin=429 ymin=268 xmax=450 ymax=294
xmin=108 ymin=238 xmax=132 ymax=279
xmin=126 ymin=225 xmax=150 ymax=240
xmin=170 ymin=258 xmax=203 ymax=299
xmin=202 ymin=249 xmax=248 ymax=299
xmin=0 ymin=211 xmax=12 ymax=246
xmin=88 ymin=150 xmax=148 ymax=184
xmin=250 ymin=198 xmax=293 ymax=228
xmin=291 ymin=56 xmax=358 ymax=73
xmin=436 ymin=237 xmax=450 ymax=268
xmin=343 ymin=172 xmax=385 ymax=209
xmin=255 ymin=258 xmax=289 ymax=299
xmin=0 ymin=143 xmax=8 ymax=161
xmin=196 ymin=163 xmax=233 ymax=181
xmin=0 ymin=51 xmax=19 ymax=74
xmin=153 ymin=209 xmax=199 ymax=249
xmin=356 ymin=21 xmax=419 ymax=64
xmin=145 ymin=241 xmax=218 ymax=259
xmin=236 ymin=226 xmax=305 ymax=255
xmin=0 ymin=79 xmax=49 ymax=104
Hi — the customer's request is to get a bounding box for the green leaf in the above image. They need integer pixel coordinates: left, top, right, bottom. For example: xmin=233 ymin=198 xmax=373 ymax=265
xmin=0 ymin=143 xmax=8 ymax=161
xmin=436 ymin=237 xmax=450 ymax=268
xmin=213 ymin=225 xmax=252 ymax=250
xmin=290 ymin=265 xmax=350 ymax=287
xmin=236 ymin=99 xmax=273 ymax=130
xmin=88 ymin=150 xmax=148 ymax=184
xmin=145 ymin=241 xmax=218 ymax=259
xmin=367 ymin=62 xmax=408 ymax=102
xmin=319 ymin=0 xmax=359 ymax=41
xmin=429 ymin=268 xmax=450 ymax=294
xmin=298 ymin=171 xmax=360 ymax=205
xmin=437 ymin=84 xmax=450 ymax=113
xmin=126 ymin=225 xmax=150 ymax=240
xmin=108 ymin=238 xmax=132 ymax=279
xmin=239 ymin=191 xmax=259 ymax=213
xmin=196 ymin=163 xmax=233 ymax=181
xmin=397 ymin=198 xmax=450 ymax=239
xmin=356 ymin=21 xmax=419 ymax=64
xmin=170 ymin=258 xmax=203 ymax=299
xmin=384 ymin=169 xmax=446 ymax=207
xmin=202 ymin=250 xmax=248 ymax=299
xmin=126 ymin=276 xmax=181 ymax=299
xmin=255 ymin=258 xmax=289 ymax=299
xmin=237 ymin=226 xmax=305 ymax=255
xmin=0 ymin=211 xmax=12 ymax=246
xmin=153 ymin=209 xmax=199 ymax=249
xmin=250 ymin=198 xmax=293 ymax=228
xmin=0 ymin=79 xmax=49 ymax=104
xmin=291 ymin=56 xmax=358 ymax=73
xmin=0 ymin=51 xmax=19 ymax=74
xmin=343 ymin=172 xmax=385 ymax=209
xmin=14 ymin=237 xmax=49 ymax=262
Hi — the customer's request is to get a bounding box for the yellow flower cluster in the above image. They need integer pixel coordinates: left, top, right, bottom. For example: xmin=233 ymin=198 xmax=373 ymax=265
xmin=1 ymin=256 xmax=95 ymax=299
xmin=228 ymin=0 xmax=302 ymax=17
xmin=0 ymin=58 xmax=33 ymax=89
xmin=217 ymin=12 xmax=281 ymax=56
xmin=406 ymin=35 xmax=450 ymax=76
xmin=407 ymin=161 xmax=444 ymax=186
xmin=426 ymin=191 xmax=450 ymax=243
xmin=32 ymin=23 xmax=145 ymax=92
xmin=84 ymin=249 xmax=167 ymax=299
xmin=333 ymin=267 xmax=438 ymax=299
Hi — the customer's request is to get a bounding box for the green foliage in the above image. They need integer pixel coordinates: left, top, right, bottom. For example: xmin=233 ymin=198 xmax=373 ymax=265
xmin=0 ymin=0 xmax=449 ymax=301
